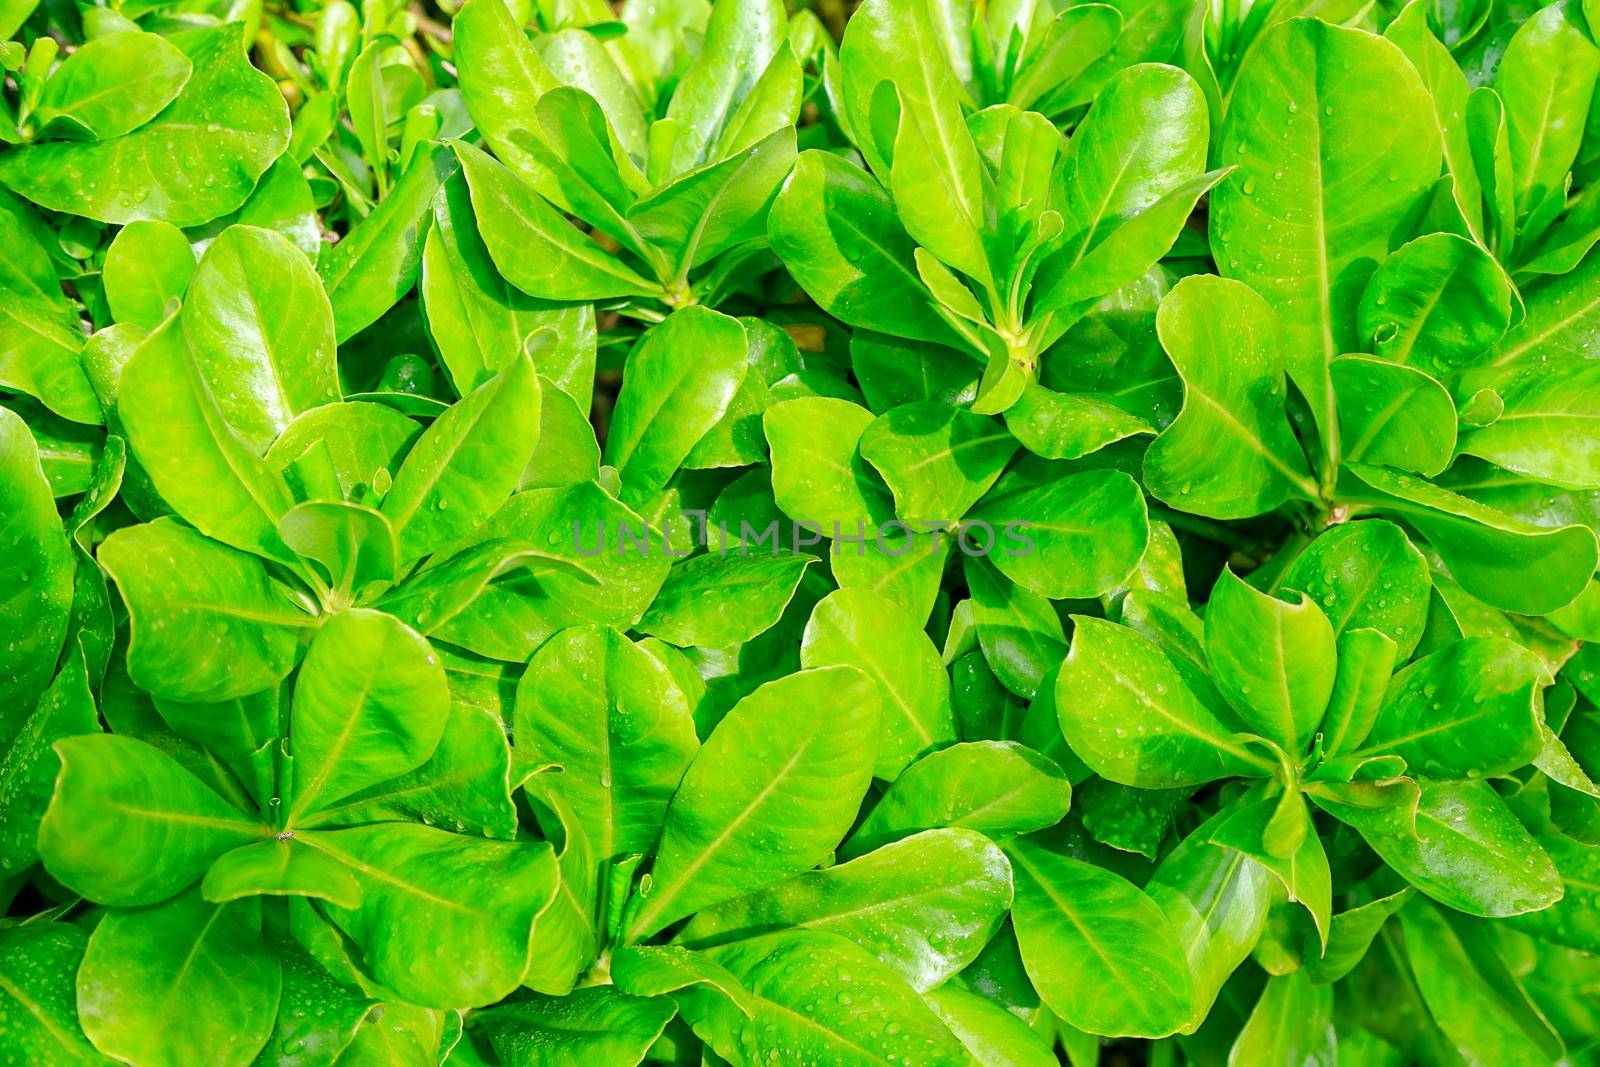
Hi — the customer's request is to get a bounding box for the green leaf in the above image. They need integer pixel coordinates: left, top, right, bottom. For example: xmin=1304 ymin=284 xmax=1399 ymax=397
xmin=769 ymin=150 xmax=964 ymax=347
xmin=514 ymin=622 xmax=698 ymax=871
xmin=40 ymin=734 xmax=263 ymax=907
xmin=844 ymin=741 xmax=1070 ymax=856
xmin=1355 ymin=232 xmax=1512 ymax=376
xmin=318 ymin=141 xmax=459 ymax=342
xmin=35 ymin=30 xmax=191 ymax=140
xmin=1007 ymin=834 xmax=1197 ymax=1039
xmin=923 ymin=983 xmax=1059 ymax=1067
xmin=200 ymin=837 xmax=363 ymax=909
xmin=457 ymin=142 xmax=663 ymax=301
xmin=630 ymin=128 xmax=797 ymax=275
xmin=422 ymin=172 xmax=596 ymax=400
xmin=1400 ymin=900 xmax=1567 ymax=1064
xmin=1210 ymin=793 xmax=1332 ymax=948
xmin=764 ymin=396 xmax=894 ymax=530
xmin=1004 ymin=384 xmax=1155 ymax=462
xmin=0 ymin=645 xmax=99 ymax=877
xmin=800 ymin=587 xmax=956 ymax=780
xmin=663 ymin=0 xmax=789 ymax=173
xmin=98 ymin=519 xmax=308 ymax=703
xmin=453 ymin=0 xmax=560 ymax=190
xmin=102 ymin=219 xmax=197 ymax=332
xmin=433 ymin=483 xmax=671 ymax=661
xmin=1497 ymin=0 xmax=1600 ymax=222
xmin=0 ymin=924 xmax=103 ymax=1066
xmin=1330 ymin=356 xmax=1458 ymax=477
xmin=859 ymin=402 xmax=1016 ymax=523
xmin=625 ymin=666 xmax=880 ymax=939
xmin=0 ymin=407 xmax=74 ymax=732
xmin=1300 ymin=887 xmax=1412 ymax=984
xmin=307 ymin=823 xmax=559 ymax=1008
xmin=1142 ymin=275 xmax=1314 ymax=517
xmin=1057 ymin=616 xmax=1269 ymax=788
xmin=1506 ymin=834 xmax=1600 ymax=952
xmin=1033 ymin=63 xmax=1211 ymax=318
xmin=1343 ymin=463 xmax=1598 ymax=616
xmin=1494 ymin=246 xmax=1600 ymax=366
xmin=470 ymin=987 xmax=677 ymax=1067
xmin=0 ymin=189 xmax=99 ymax=424
xmin=971 ymin=466 xmax=1149 ymax=599
xmin=964 ymin=555 xmax=1067 ymax=701
xmin=1317 ymin=778 xmax=1561 ymax=917
xmin=0 ymin=25 xmax=288 ymax=226
xmin=117 ymin=315 xmax=297 ymax=562
xmin=1204 ymin=567 xmax=1335 ymax=754
xmin=1145 ymin=813 xmax=1271 ymax=1024
xmin=603 ymin=308 xmax=748 ymax=506
xmin=287 ymin=609 xmax=451 ymax=820
xmin=1456 ymin=358 xmax=1600 ymax=489
xmin=1278 ymin=519 xmax=1431 ymax=659
xmin=644 ymin=931 xmax=969 ymax=1065
xmin=1211 ymin=18 xmax=1442 ymax=441
xmin=381 ymin=349 xmax=541 ymax=562
xmin=77 ymin=891 xmax=279 ymax=1067
xmin=1226 ymin=970 xmax=1335 ymax=1066
xmin=639 ymin=552 xmax=811 ymax=649
xmin=682 ymin=828 xmax=1010 ymax=993
xmin=278 ymin=501 xmax=398 ymax=599
xmin=1358 ymin=637 xmax=1544 ymax=778
xmin=181 ymin=225 xmax=340 ymax=452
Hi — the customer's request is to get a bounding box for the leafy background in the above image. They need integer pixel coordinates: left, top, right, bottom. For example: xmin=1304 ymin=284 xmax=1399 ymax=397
xmin=2 ymin=0 xmax=1600 ymax=1064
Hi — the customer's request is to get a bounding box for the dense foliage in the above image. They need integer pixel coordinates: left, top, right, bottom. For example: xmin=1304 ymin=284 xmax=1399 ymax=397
xmin=2 ymin=0 xmax=1600 ymax=1063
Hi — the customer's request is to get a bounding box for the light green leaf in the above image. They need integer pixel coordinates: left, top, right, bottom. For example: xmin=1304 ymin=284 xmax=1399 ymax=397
xmin=1007 ymin=835 xmax=1196 ymax=1039
xmin=844 ymin=741 xmax=1070 ymax=856
xmin=1143 ymin=275 xmax=1314 ymax=517
xmin=625 ymin=666 xmax=880 ymax=939
xmin=0 ymin=25 xmax=288 ymax=226
xmin=39 ymin=734 xmax=263 ymax=907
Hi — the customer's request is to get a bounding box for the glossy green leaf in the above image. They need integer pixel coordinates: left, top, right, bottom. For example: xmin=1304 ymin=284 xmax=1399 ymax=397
xmin=0 ymin=25 xmax=288 ymax=226
xmin=287 ymin=609 xmax=451 ymax=820
xmin=1211 ymin=18 xmax=1442 ymax=439
xmin=98 ymin=520 xmax=308 ymax=703
xmin=78 ymin=892 xmax=279 ymax=1067
xmin=846 ymin=740 xmax=1069 ymax=858
xmin=1317 ymin=778 xmax=1561 ymax=917
xmin=1058 ymin=616 xmax=1269 ymax=788
xmin=1143 ymin=275 xmax=1314 ymax=518
xmin=39 ymin=734 xmax=263 ymax=907
xmin=181 ymin=225 xmax=339 ymax=452
xmin=1205 ymin=567 xmax=1335 ymax=754
xmin=682 ymin=828 xmax=1011 ymax=993
xmin=603 ymin=308 xmax=748 ymax=506
xmin=800 ymin=587 xmax=955 ymax=780
xmin=625 ymin=666 xmax=880 ymax=939
xmin=1007 ymin=835 xmax=1196 ymax=1039
xmin=0 ymin=407 xmax=74 ymax=732
xmin=35 ymin=30 xmax=191 ymax=140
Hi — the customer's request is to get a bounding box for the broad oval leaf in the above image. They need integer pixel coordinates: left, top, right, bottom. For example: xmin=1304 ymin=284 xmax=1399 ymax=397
xmin=625 ymin=665 xmax=880 ymax=939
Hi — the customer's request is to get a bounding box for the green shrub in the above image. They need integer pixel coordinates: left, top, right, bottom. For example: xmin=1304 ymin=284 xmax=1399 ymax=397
xmin=2 ymin=0 xmax=1599 ymax=1064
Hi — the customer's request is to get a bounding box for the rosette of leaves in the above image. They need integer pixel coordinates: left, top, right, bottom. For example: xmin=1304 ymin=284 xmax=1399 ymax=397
xmin=1035 ymin=524 xmax=1572 ymax=1038
xmin=87 ymin=222 xmax=607 ymax=708
xmin=450 ymin=0 xmax=803 ymax=313
xmin=1131 ymin=15 xmax=1600 ymax=627
xmin=449 ymin=638 xmax=1040 ymax=1066
xmin=770 ymin=0 xmax=1228 ymax=414
xmin=29 ymin=596 xmax=559 ymax=1066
